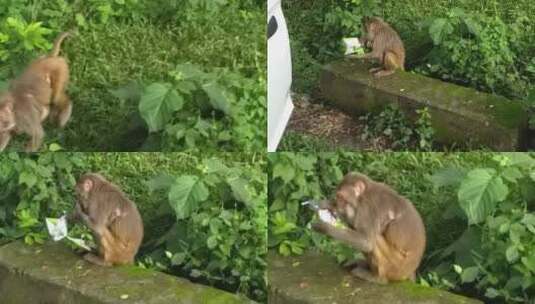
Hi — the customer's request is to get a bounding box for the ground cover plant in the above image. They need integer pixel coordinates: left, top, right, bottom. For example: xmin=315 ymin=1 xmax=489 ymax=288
xmin=281 ymin=0 xmax=534 ymax=149
xmin=268 ymin=152 xmax=535 ymax=303
xmin=0 ymin=152 xmax=267 ymax=302
xmin=0 ymin=0 xmax=266 ymax=152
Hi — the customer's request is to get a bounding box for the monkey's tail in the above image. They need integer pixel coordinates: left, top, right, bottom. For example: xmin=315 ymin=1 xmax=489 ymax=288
xmin=49 ymin=31 xmax=73 ymax=57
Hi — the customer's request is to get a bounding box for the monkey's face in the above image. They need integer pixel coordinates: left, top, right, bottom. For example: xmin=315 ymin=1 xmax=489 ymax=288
xmin=75 ymin=177 xmax=93 ymax=201
xmin=334 ymin=180 xmax=366 ymax=220
xmin=0 ymin=98 xmax=15 ymax=132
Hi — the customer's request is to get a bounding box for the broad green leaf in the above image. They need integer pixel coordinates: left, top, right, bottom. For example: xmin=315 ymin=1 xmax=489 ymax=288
xmin=228 ymin=177 xmax=252 ymax=206
xmin=428 ymin=167 xmax=466 ymax=188
xmin=506 ymin=246 xmax=519 ymax=263
xmin=168 ymin=176 xmax=209 ymax=219
xmin=19 ymin=172 xmax=37 ymax=188
xmin=463 ymin=18 xmax=480 ymax=36
xmin=139 ymin=83 xmax=184 ymax=132
xmin=207 ymin=235 xmax=218 ymax=249
xmin=202 ymin=82 xmax=232 ymax=115
xmin=503 ymin=153 xmax=535 ymax=167
xmin=521 ymin=255 xmax=535 ymax=272
xmin=146 ymin=174 xmax=175 ymax=192
xmin=485 ymin=288 xmax=499 ymax=298
xmin=429 ymin=18 xmax=452 ymax=45
xmin=273 ymin=163 xmax=295 ymax=184
xmin=501 ymin=167 xmax=523 ymax=183
xmin=460 ymin=266 xmax=479 ymax=283
xmin=458 ymin=169 xmax=508 ymax=224
xmin=48 ymin=143 xmax=62 ymax=152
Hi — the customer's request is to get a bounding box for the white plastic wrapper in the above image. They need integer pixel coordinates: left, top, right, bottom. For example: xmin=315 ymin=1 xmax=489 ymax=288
xmin=46 ymin=215 xmax=92 ymax=251
xmin=343 ymin=37 xmax=364 ymax=55
xmin=302 ymin=200 xmax=345 ymax=227
xmin=46 ymin=215 xmax=68 ymax=241
xmin=318 ymin=209 xmax=337 ymax=225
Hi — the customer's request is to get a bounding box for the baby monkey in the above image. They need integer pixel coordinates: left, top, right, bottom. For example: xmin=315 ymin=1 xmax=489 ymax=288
xmin=313 ymin=172 xmax=426 ymax=284
xmin=359 ymin=17 xmax=405 ymax=78
xmin=0 ymin=31 xmax=72 ymax=152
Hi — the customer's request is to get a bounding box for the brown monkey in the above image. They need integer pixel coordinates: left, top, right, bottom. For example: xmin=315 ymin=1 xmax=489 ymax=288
xmin=312 ymin=172 xmax=426 ymax=284
xmin=0 ymin=31 xmax=72 ymax=152
xmin=72 ymin=173 xmax=144 ymax=266
xmin=359 ymin=17 xmax=405 ymax=78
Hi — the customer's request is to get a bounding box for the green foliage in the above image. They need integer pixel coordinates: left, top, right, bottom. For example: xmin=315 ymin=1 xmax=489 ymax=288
xmin=0 ymin=153 xmax=83 ymax=244
xmin=426 ymin=153 xmax=535 ymax=302
xmin=360 ymin=104 xmax=435 ymax=151
xmin=145 ymin=156 xmax=267 ymax=301
xmin=418 ymin=9 xmax=527 ymax=99
xmin=130 ymin=63 xmax=266 ymax=151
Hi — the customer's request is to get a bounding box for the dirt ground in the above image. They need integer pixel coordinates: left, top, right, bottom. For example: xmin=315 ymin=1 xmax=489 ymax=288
xmin=286 ymin=93 xmax=393 ymax=151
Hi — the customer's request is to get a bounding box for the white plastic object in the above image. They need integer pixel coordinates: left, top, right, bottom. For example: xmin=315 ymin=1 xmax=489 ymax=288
xmin=318 ymin=209 xmax=337 ymax=225
xmin=46 ymin=215 xmax=91 ymax=251
xmin=343 ymin=37 xmax=363 ymax=55
xmin=268 ymin=0 xmax=294 ymax=152
xmin=46 ymin=215 xmax=68 ymax=241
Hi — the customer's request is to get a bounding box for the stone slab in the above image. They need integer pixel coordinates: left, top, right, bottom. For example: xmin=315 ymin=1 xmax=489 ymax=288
xmin=320 ymin=58 xmax=528 ymax=151
xmin=0 ymin=241 xmax=254 ymax=304
xmin=268 ymin=251 xmax=482 ymax=304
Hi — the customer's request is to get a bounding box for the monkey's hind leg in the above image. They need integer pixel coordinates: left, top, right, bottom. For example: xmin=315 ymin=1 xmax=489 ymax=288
xmin=351 ymin=266 xmax=388 ymax=284
xmin=55 ymin=92 xmax=72 ymax=128
xmin=84 ymin=252 xmax=112 ymax=267
xmin=374 ymin=52 xmax=399 ymax=78
xmin=369 ymin=67 xmax=382 ymax=74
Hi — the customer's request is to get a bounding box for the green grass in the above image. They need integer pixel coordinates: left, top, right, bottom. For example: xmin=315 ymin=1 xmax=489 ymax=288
xmin=1 ymin=2 xmax=265 ymax=151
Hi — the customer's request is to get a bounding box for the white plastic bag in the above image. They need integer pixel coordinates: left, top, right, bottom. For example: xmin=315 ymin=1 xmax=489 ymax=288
xmin=343 ymin=37 xmax=364 ymax=55
xmin=46 ymin=215 xmax=92 ymax=251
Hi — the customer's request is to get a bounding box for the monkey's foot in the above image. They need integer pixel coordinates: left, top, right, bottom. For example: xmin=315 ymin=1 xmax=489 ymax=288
xmin=373 ymin=70 xmax=395 ymax=78
xmin=369 ymin=67 xmax=382 ymax=73
xmin=351 ymin=266 xmax=388 ymax=284
xmin=83 ymin=253 xmax=112 ymax=267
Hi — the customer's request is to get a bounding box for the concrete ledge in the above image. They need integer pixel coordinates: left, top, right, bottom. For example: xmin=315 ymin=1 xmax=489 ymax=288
xmin=268 ymin=251 xmax=482 ymax=304
xmin=0 ymin=241 xmax=254 ymax=304
xmin=319 ymin=58 xmax=528 ymax=151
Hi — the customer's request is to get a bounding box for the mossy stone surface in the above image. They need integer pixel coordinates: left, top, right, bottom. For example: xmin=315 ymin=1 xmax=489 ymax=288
xmin=320 ymin=58 xmax=528 ymax=151
xmin=0 ymin=241 xmax=254 ymax=304
xmin=268 ymin=251 xmax=482 ymax=304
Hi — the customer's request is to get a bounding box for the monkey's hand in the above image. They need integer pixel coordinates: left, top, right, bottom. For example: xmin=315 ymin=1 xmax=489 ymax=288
xmin=312 ymin=221 xmax=333 ymax=234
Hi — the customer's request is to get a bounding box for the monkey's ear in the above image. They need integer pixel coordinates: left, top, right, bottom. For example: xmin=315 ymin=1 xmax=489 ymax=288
xmin=353 ymin=181 xmax=366 ymax=197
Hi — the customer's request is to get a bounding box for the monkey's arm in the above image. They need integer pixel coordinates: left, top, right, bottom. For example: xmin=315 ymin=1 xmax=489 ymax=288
xmin=67 ymin=201 xmax=84 ymax=223
xmin=312 ymin=221 xmax=373 ymax=253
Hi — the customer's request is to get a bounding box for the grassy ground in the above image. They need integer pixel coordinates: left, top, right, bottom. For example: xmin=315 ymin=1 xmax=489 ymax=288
xmin=1 ymin=2 xmax=265 ymax=151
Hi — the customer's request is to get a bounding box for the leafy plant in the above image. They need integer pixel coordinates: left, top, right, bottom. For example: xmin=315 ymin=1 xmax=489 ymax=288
xmin=360 ymin=104 xmax=435 ymax=151
xmin=145 ymin=156 xmax=267 ymax=302
xmin=427 ymin=153 xmax=535 ymax=302
xmin=115 ymin=63 xmax=266 ymax=151
xmin=0 ymin=153 xmax=83 ymax=243
xmin=418 ymin=8 xmax=526 ymax=98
